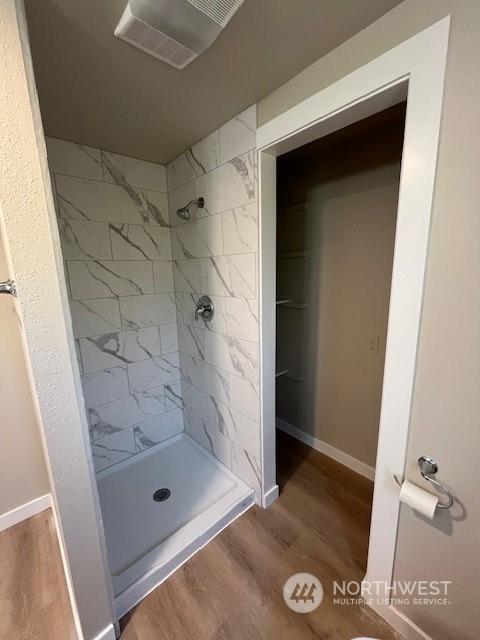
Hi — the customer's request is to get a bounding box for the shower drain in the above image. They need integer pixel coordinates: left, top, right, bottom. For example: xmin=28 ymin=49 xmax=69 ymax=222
xmin=153 ymin=488 xmax=171 ymax=502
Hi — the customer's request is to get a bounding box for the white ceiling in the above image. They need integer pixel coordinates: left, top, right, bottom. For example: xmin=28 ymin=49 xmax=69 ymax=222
xmin=24 ymin=0 xmax=402 ymax=165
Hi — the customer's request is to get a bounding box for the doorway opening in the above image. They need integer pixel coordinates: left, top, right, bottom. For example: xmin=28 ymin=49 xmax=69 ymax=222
xmin=275 ymin=104 xmax=406 ymax=575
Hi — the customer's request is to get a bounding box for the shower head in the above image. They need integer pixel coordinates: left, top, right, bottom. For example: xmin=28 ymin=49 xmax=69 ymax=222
xmin=176 ymin=197 xmax=205 ymax=221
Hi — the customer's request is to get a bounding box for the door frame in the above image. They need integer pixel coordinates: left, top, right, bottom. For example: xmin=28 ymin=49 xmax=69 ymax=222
xmin=257 ymin=15 xmax=450 ymax=605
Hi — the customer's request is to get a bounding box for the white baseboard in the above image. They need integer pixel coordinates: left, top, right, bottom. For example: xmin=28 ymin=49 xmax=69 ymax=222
xmin=0 ymin=493 xmax=51 ymax=532
xmin=369 ymin=601 xmax=433 ymax=640
xmin=91 ymin=623 xmax=116 ymax=640
xmin=262 ymin=484 xmax=279 ymax=508
xmin=276 ymin=419 xmax=375 ymax=481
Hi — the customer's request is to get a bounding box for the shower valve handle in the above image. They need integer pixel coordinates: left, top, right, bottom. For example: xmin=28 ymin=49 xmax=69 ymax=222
xmin=195 ymin=295 xmax=214 ymax=322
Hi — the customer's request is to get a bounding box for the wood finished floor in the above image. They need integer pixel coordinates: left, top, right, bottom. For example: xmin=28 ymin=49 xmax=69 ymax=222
xmin=0 ymin=509 xmax=76 ymax=640
xmin=120 ymin=431 xmax=402 ymax=640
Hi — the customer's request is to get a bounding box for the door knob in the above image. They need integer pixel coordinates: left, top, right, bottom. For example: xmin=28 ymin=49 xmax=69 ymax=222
xmin=0 ymin=279 xmax=16 ymax=297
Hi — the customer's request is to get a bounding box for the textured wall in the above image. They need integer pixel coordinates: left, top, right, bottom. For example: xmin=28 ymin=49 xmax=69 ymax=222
xmin=167 ymin=106 xmax=262 ymax=499
xmin=47 ymin=138 xmax=184 ymax=473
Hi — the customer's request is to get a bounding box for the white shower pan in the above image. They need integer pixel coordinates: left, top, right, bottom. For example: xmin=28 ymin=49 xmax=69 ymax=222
xmin=97 ymin=433 xmax=255 ymax=617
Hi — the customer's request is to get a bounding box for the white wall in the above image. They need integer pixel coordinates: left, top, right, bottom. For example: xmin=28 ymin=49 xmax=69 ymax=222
xmin=167 ymin=106 xmax=262 ymax=499
xmin=259 ymin=2 xmax=480 ymax=638
xmin=0 ymin=226 xmax=49 ymax=517
xmin=46 ymin=137 xmax=184 ymax=474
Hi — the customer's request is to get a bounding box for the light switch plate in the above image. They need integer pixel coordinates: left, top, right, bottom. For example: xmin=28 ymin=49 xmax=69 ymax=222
xmin=368 ymin=336 xmax=380 ymax=355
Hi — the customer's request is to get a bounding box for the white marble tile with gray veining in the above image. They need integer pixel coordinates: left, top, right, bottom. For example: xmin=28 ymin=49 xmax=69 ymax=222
xmin=190 ymin=130 xmax=220 ymax=174
xmin=180 ymin=353 xmax=230 ymax=406
xmin=153 ymin=261 xmax=174 ymax=293
xmin=198 ymin=254 xmax=256 ymax=298
xmin=226 ymin=297 xmax=259 ymax=342
xmin=176 ymin=293 xmax=227 ymax=334
xmin=67 ymin=260 xmax=154 ymax=299
xmin=205 ymin=331 xmax=258 ymax=382
xmin=197 ymin=257 xmax=231 ymax=296
xmin=178 ymin=323 xmax=206 ymax=360
xmin=231 ymin=442 xmax=261 ymax=500
xmin=194 ymin=150 xmax=257 ymax=216
xmin=173 ymin=259 xmax=201 ymax=294
xmin=225 ymin=254 xmax=257 ymax=298
xmin=81 ymin=366 xmax=129 ymax=409
xmin=141 ymin=190 xmax=170 ymax=227
xmin=91 ymin=428 xmax=135 ymax=473
xmin=182 ymin=381 xmax=231 ymax=466
xmin=207 ymin=395 xmax=259 ymax=456
xmin=222 ymin=202 xmax=258 ymax=254
xmin=46 ymin=137 xmax=103 ymax=181
xmin=159 ymin=323 xmax=179 ymax=354
xmin=56 ymin=175 xmax=148 ymax=224
xmin=167 ymin=151 xmax=201 ymax=191
xmin=128 ymin=352 xmax=180 ymax=392
xmin=79 ymin=327 xmax=162 ymax=373
xmin=89 ymin=386 xmax=167 ymax=438
xmin=164 ymin=380 xmax=184 ymax=411
xmin=59 ymin=219 xmax=112 ymax=260
xmin=133 ymin=409 xmax=184 ymax=451
xmin=219 ymin=105 xmax=256 ymax=164
xmin=101 ymin=150 xmax=167 ymax=192
xmin=228 ymin=374 xmax=260 ymax=422
xmin=70 ymin=298 xmax=121 ymax=338
xmin=109 ymin=223 xmax=171 ymax=261
xmin=172 ymin=215 xmax=223 ymax=259
xmin=182 ymin=380 xmax=207 ymax=419
xmin=189 ymin=416 xmax=232 ymax=467
xmin=119 ymin=293 xmax=176 ymax=330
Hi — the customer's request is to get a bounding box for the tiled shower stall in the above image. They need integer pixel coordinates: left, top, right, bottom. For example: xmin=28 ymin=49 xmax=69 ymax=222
xmin=48 ymin=105 xmax=261 ymax=498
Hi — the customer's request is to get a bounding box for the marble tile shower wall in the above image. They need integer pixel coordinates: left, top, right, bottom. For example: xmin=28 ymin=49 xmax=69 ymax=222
xmin=46 ymin=137 xmax=184 ymax=473
xmin=167 ymin=105 xmax=261 ymax=499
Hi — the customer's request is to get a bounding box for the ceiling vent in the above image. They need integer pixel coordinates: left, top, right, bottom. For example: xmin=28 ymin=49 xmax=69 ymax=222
xmin=114 ymin=0 xmax=245 ymax=69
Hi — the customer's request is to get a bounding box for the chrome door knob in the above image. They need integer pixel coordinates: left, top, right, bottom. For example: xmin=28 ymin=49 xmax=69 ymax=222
xmin=0 ymin=279 xmax=16 ymax=296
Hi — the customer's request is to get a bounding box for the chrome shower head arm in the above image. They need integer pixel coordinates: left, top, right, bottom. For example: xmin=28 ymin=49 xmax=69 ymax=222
xmin=176 ymin=196 xmax=205 ymax=220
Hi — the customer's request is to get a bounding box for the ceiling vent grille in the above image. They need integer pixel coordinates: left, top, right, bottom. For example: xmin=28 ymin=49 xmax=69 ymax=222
xmin=115 ymin=0 xmax=245 ymax=69
xmin=186 ymin=0 xmax=244 ymax=27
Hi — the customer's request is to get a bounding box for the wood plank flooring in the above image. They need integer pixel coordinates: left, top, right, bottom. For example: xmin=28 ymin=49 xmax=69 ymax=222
xmin=120 ymin=431 xmax=402 ymax=640
xmin=0 ymin=508 xmax=76 ymax=640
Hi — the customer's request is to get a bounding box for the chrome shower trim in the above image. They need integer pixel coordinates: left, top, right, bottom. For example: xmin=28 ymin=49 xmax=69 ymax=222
xmin=176 ymin=196 xmax=205 ymax=220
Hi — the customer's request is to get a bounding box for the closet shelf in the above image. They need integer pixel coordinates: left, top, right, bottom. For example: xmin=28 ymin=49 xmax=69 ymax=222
xmin=277 ymin=251 xmax=308 ymax=259
xmin=276 ymin=301 xmax=306 ymax=310
xmin=286 ymin=372 xmax=305 ymax=383
xmin=275 ymin=367 xmax=305 ymax=383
